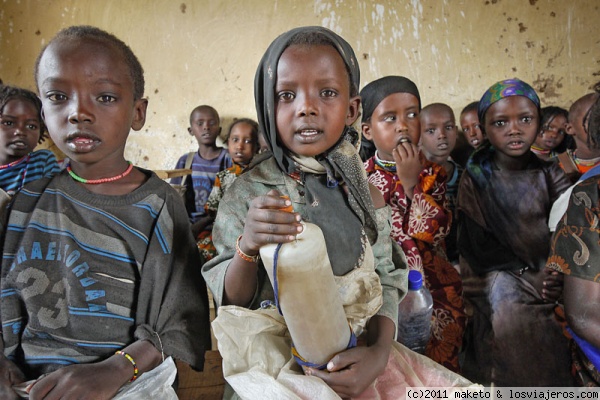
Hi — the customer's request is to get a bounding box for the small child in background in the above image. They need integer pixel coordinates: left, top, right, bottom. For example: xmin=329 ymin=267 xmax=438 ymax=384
xmin=419 ymin=102 xmax=463 ymax=269
xmin=531 ymin=106 xmax=572 ymax=161
xmin=171 ymin=105 xmax=232 ymax=238
xmin=557 ymin=93 xmax=600 ymax=182
xmin=548 ymin=93 xmax=600 ymax=231
xmin=459 ymin=101 xmax=484 ymax=149
xmin=0 ymin=25 xmax=210 ymax=399
xmin=0 ymin=85 xmax=60 ymax=196
xmin=457 ymin=78 xmax=573 ymax=386
xmin=199 ymin=118 xmax=259 ymax=262
xmin=361 ymin=77 xmax=465 ymax=372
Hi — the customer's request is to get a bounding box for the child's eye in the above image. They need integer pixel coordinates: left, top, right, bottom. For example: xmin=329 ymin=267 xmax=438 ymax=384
xmin=27 ymin=124 xmax=39 ymax=131
xmin=407 ymin=112 xmax=418 ymax=119
xmin=244 ymin=139 xmax=252 ymax=144
xmin=383 ymin=115 xmax=396 ymax=122
xmin=446 ymin=125 xmax=455 ymax=131
xmin=1 ymin=120 xmax=13 ymax=127
xmin=492 ymin=120 xmax=506 ymax=127
xmin=521 ymin=116 xmax=533 ymax=124
xmin=462 ymin=127 xmax=470 ymax=133
xmin=98 ymin=95 xmax=116 ymax=103
xmin=47 ymin=93 xmax=67 ymax=102
xmin=277 ymin=91 xmax=295 ymax=102
xmin=426 ymin=128 xmax=436 ymax=135
xmin=321 ymin=89 xmax=337 ymax=98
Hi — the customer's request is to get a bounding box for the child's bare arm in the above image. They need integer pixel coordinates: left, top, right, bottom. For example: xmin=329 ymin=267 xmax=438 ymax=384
xmin=27 ymin=339 xmax=162 ymax=400
xmin=392 ymin=141 xmax=422 ymax=200
xmin=0 ymin=353 xmax=24 ymax=400
xmin=223 ymin=189 xmax=303 ymax=306
xmin=306 ymin=315 xmax=395 ymax=398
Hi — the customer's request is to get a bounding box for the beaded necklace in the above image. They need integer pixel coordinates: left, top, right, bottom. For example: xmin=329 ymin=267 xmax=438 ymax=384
xmin=530 ymin=144 xmax=551 ymax=156
xmin=2 ymin=154 xmax=31 ymax=196
xmin=0 ymin=154 xmax=29 ymax=170
xmin=67 ymin=161 xmax=134 ymax=184
xmin=374 ymin=151 xmax=396 ymax=172
xmin=573 ymin=151 xmax=600 ymax=167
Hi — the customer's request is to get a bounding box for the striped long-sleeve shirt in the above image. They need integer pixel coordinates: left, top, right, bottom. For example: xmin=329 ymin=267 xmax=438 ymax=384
xmin=0 ymin=170 xmax=210 ymax=378
xmin=0 ymin=150 xmax=60 ymax=195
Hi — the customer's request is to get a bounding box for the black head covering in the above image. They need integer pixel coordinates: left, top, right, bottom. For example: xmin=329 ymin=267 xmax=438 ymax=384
xmin=360 ymin=76 xmax=421 ymax=123
xmin=253 ymin=26 xmax=378 ymax=275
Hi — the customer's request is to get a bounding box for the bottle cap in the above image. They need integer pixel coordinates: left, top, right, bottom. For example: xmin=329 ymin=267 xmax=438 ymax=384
xmin=407 ymin=270 xmax=423 ymax=290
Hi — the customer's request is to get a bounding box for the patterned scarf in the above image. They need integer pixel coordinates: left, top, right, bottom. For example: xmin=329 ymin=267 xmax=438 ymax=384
xmin=254 ymin=26 xmax=378 ymax=275
xmin=477 ymin=78 xmax=541 ymax=124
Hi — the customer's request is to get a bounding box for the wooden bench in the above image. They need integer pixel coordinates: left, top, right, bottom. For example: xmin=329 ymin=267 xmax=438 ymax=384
xmin=176 ymin=351 xmax=225 ymax=400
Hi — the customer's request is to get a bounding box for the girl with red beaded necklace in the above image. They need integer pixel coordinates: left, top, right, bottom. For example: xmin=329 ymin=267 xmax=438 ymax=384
xmin=0 ymin=84 xmax=59 ymax=196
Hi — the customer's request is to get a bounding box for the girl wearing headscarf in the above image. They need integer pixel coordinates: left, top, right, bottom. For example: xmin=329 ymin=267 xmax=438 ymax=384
xmin=360 ymin=76 xmax=466 ymax=373
xmin=203 ymin=26 xmax=472 ymax=399
xmin=457 ymin=78 xmax=573 ymax=386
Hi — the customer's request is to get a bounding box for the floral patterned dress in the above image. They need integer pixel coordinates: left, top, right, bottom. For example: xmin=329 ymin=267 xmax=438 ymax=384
xmin=197 ymin=163 xmax=246 ymax=262
xmin=364 ymin=155 xmax=465 ymax=372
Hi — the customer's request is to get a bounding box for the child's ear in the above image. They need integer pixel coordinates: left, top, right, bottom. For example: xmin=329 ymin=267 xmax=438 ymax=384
xmin=346 ymin=96 xmax=361 ymax=126
xmin=565 ymin=122 xmax=576 ymax=136
xmin=131 ymin=98 xmax=148 ymax=131
xmin=361 ymin=122 xmax=373 ymax=141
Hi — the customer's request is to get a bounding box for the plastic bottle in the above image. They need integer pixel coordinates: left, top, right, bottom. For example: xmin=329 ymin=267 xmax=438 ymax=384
xmin=260 ymin=222 xmax=352 ymax=369
xmin=396 ymin=270 xmax=433 ymax=354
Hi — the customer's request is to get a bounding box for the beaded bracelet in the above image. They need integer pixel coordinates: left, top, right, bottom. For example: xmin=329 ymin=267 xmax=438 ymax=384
xmin=115 ymin=350 xmax=139 ymax=382
xmin=236 ymin=235 xmax=260 ymax=263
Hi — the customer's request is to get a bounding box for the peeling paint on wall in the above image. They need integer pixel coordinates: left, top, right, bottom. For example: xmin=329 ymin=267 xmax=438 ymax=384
xmin=1 ymin=0 xmax=599 ymax=169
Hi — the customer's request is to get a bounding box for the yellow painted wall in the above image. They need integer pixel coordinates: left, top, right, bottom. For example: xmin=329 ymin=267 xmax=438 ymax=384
xmin=1 ymin=0 xmax=599 ymax=169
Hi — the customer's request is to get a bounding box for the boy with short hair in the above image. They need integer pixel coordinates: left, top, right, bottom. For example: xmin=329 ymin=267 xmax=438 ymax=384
xmin=171 ymin=105 xmax=231 ymax=238
xmin=549 ymin=92 xmax=600 ymax=231
xmin=0 ymin=25 xmax=210 ymax=399
xmin=557 ymin=93 xmax=600 ymax=182
xmin=419 ymin=103 xmax=463 ymax=268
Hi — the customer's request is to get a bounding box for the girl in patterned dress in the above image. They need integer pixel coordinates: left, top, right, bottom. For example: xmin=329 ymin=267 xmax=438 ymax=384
xmin=360 ymin=76 xmax=465 ymax=372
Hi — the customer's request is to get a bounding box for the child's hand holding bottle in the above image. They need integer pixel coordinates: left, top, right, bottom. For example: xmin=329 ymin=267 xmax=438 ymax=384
xmin=239 ymin=190 xmax=303 ymax=256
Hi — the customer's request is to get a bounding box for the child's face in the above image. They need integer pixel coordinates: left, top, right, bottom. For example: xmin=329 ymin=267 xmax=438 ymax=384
xmin=419 ymin=108 xmax=457 ymax=161
xmin=228 ymin=122 xmax=256 ymax=165
xmin=189 ymin=109 xmax=221 ymax=146
xmin=483 ymin=96 xmax=539 ymax=158
xmin=36 ymin=39 xmax=147 ymax=164
xmin=460 ymin=110 xmax=484 ymax=148
xmin=0 ymin=99 xmax=41 ymax=163
xmin=361 ymin=92 xmax=420 ymax=161
xmin=534 ymin=114 xmax=567 ymax=151
xmin=567 ymin=95 xmax=598 ymax=148
xmin=275 ymin=44 xmax=359 ymax=157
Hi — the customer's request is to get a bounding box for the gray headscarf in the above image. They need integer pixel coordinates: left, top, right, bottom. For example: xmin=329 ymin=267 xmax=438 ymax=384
xmin=253 ymin=26 xmax=378 ymax=275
